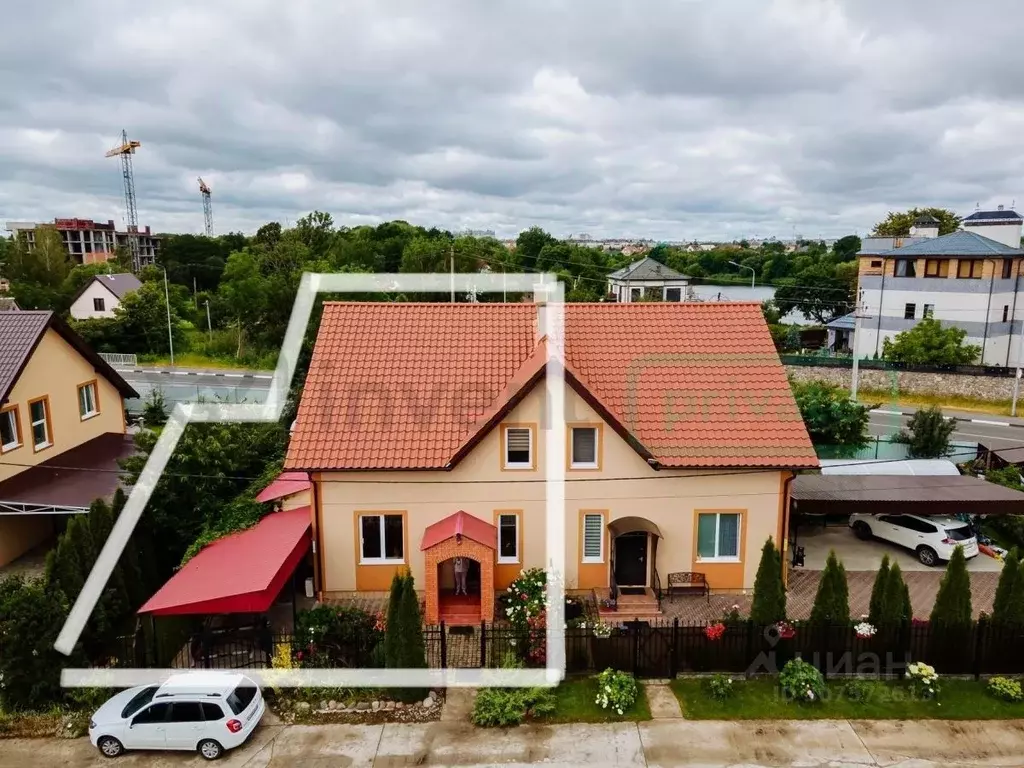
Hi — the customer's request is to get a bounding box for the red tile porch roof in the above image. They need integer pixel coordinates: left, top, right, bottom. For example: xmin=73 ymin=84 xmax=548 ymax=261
xmin=421 ymin=510 xmax=497 ymax=551
xmin=285 ymin=302 xmax=817 ymax=471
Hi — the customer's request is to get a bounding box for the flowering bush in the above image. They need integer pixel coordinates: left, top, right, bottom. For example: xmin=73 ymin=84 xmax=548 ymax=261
xmin=774 ymin=620 xmax=796 ymax=639
xmin=702 ymin=673 xmax=734 ymax=701
xmin=704 ymin=622 xmax=726 ymax=641
xmin=374 ymin=611 xmax=387 ymax=633
xmin=503 ymin=568 xmax=547 ymax=629
xmin=594 ymin=668 xmax=638 ymax=715
xmin=722 ymin=604 xmax=743 ymax=627
xmin=526 ymin=611 xmax=547 ymax=665
xmin=779 ymin=658 xmax=825 ymax=703
xmin=588 ymin=621 xmax=613 ymax=639
xmin=906 ymin=662 xmax=939 ymax=699
xmin=271 ymin=642 xmax=295 ymax=669
xmin=854 ymin=621 xmax=876 ymax=639
xmin=987 ymin=676 xmax=1024 ymax=703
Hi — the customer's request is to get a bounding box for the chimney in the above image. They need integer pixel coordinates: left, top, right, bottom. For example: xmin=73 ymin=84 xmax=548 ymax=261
xmin=998 ymin=204 xmax=1005 ymax=211
xmin=536 ymin=300 xmax=547 ymax=342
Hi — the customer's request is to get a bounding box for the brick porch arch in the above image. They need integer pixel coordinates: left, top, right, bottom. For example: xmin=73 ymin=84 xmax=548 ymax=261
xmin=421 ymin=511 xmax=496 ymax=624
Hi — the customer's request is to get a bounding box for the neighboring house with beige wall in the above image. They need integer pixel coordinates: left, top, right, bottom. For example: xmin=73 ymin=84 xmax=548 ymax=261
xmin=0 ymin=310 xmax=138 ymax=567
xmin=285 ymin=302 xmax=816 ymax=624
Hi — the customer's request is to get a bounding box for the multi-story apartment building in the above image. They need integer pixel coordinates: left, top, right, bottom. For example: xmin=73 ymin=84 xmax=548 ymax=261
xmin=855 ymin=208 xmax=1024 ymax=366
xmin=4 ymin=218 xmax=160 ymax=267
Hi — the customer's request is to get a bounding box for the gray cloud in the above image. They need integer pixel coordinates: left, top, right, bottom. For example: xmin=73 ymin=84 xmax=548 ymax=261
xmin=2 ymin=0 xmax=1024 ymax=240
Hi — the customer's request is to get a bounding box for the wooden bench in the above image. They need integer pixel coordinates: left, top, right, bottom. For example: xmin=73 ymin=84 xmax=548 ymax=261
xmin=666 ymin=572 xmax=709 ymax=602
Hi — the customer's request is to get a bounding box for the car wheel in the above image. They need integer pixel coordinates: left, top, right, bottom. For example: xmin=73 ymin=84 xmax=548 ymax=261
xmin=198 ymin=739 xmax=224 ymax=761
xmin=852 ymin=521 xmax=872 ymax=540
xmin=917 ymin=546 xmax=938 ymax=566
xmin=97 ymin=736 xmax=124 ymax=758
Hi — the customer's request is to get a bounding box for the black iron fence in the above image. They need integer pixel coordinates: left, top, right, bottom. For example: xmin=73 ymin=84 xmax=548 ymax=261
xmin=106 ymin=618 xmax=1024 ymax=680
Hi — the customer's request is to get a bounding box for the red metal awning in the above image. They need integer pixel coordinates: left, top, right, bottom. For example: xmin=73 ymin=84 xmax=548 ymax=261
xmin=254 ymin=471 xmax=311 ymax=503
xmin=139 ymin=507 xmax=311 ymax=616
xmin=421 ymin=510 xmax=496 ymax=551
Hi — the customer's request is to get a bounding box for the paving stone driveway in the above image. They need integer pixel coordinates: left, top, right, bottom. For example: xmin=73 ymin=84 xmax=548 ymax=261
xmin=658 ymin=568 xmax=1001 ymax=622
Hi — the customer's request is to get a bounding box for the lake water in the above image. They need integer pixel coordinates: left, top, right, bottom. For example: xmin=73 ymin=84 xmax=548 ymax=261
xmin=687 ymin=284 xmax=811 ymax=324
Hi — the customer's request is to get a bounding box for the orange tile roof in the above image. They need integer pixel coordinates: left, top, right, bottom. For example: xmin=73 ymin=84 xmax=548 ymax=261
xmin=285 ymin=302 xmax=817 ymax=471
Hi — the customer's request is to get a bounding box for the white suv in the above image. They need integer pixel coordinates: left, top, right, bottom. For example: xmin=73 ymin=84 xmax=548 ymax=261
xmin=849 ymin=513 xmax=979 ymax=566
xmin=89 ymin=672 xmax=264 ymax=760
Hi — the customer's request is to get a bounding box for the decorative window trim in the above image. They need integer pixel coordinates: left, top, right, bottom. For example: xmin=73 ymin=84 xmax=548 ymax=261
xmin=27 ymin=396 xmax=53 ymax=453
xmin=494 ymin=509 xmax=523 ymax=564
xmin=694 ymin=510 xmax=745 ymax=563
xmin=78 ymin=379 xmax=100 ymax=420
xmin=580 ymin=510 xmax=607 ymax=564
xmin=501 ymin=423 xmax=537 ymax=471
xmin=567 ymin=423 xmax=603 ymax=470
xmin=355 ymin=511 xmax=408 ymax=565
xmin=0 ymin=405 xmax=22 ymax=453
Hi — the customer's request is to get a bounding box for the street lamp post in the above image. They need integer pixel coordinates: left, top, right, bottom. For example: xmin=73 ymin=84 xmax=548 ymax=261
xmin=729 ymin=261 xmax=755 ymax=289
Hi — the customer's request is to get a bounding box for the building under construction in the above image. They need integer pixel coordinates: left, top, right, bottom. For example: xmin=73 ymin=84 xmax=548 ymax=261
xmin=4 ymin=218 xmax=160 ymax=266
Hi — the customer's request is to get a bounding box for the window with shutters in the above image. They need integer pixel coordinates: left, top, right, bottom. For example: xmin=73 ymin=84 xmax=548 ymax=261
xmin=582 ymin=512 xmax=605 ymax=563
xmin=904 ymin=303 xmax=916 ymax=320
xmin=497 ymin=512 xmax=520 ymax=563
xmin=570 ymin=425 xmax=599 ymax=468
xmin=696 ymin=512 xmax=742 ymax=561
xmin=502 ymin=425 xmax=534 ymax=469
xmin=924 ymin=259 xmax=949 ymax=278
xmin=957 ymin=259 xmax=983 ymax=279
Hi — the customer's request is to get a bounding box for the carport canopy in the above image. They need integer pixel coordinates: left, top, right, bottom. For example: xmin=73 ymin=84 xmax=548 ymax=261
xmin=139 ymin=507 xmax=311 ymax=616
xmin=792 ymin=474 xmax=1024 ymax=517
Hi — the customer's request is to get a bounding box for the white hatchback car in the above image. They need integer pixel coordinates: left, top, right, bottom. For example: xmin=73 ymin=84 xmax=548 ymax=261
xmin=89 ymin=672 xmax=264 ymax=760
xmin=849 ymin=513 xmax=979 ymax=566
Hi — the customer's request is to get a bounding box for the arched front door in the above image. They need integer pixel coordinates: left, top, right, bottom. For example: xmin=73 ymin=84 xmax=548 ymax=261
xmin=609 ymin=516 xmax=663 ymax=589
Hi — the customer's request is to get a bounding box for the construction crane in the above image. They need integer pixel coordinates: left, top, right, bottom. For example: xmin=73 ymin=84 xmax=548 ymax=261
xmin=105 ymin=130 xmax=142 ymax=272
xmin=198 ymin=177 xmax=213 ymax=236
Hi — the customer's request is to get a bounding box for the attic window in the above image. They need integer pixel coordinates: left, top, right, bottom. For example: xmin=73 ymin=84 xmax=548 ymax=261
xmin=93 ymin=297 xmax=105 ymax=312
xmin=503 ymin=426 xmax=533 ymax=469
xmin=570 ymin=426 xmax=599 ymax=468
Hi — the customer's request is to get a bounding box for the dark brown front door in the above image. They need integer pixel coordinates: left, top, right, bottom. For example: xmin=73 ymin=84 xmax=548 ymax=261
xmin=614 ymin=532 xmax=647 ymax=586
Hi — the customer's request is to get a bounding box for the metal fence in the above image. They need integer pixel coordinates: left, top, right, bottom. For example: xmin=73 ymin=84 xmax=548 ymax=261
xmin=98 ymin=352 xmax=138 ymax=368
xmin=107 ymin=619 xmax=1024 ymax=679
xmin=781 ymin=354 xmax=1016 ymax=378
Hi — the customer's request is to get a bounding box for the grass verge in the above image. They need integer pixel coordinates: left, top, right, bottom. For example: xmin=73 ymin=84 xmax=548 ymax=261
xmin=137 ymin=352 xmax=276 ymax=372
xmin=540 ymin=677 xmax=651 ymax=723
xmin=855 ymin=388 xmax=1012 ymax=416
xmin=671 ymin=677 xmax=1024 ymax=720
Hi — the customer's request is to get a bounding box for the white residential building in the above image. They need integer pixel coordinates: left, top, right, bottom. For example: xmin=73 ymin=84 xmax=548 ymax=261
xmin=69 ymin=273 xmax=142 ymax=320
xmin=607 ymin=257 xmax=691 ymax=302
xmin=855 ymin=209 xmax=1024 ymax=367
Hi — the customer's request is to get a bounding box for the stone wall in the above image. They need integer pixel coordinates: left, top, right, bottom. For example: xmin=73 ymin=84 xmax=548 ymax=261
xmin=785 ymin=365 xmax=1015 ymax=402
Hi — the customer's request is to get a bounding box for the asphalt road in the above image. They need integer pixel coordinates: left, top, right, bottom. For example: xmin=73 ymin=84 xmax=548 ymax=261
xmin=868 ymin=407 xmax=1024 ymax=451
xmin=117 ymin=367 xmax=273 ymax=390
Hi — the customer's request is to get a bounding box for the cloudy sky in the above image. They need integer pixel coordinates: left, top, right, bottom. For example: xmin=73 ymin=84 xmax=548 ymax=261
xmin=2 ymin=0 xmax=1023 ymax=241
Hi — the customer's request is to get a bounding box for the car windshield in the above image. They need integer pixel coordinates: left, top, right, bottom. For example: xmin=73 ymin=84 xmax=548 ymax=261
xmin=226 ymin=684 xmax=257 ymax=715
xmin=120 ymin=686 xmax=158 ymax=719
xmin=944 ymin=526 xmax=973 ymax=541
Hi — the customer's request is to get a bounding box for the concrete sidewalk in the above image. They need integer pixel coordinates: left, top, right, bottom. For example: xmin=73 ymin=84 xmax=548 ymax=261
xmin=4 ymin=718 xmax=1024 ymax=767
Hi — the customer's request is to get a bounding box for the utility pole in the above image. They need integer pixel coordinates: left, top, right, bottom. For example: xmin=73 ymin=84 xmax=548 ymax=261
xmin=450 ymin=244 xmax=455 ymax=303
xmin=205 ymin=300 xmax=213 ymax=343
xmin=1012 ymin=320 xmax=1024 ymax=416
xmin=163 ymin=268 xmax=175 ymax=366
xmin=851 ymin=295 xmax=866 ymax=401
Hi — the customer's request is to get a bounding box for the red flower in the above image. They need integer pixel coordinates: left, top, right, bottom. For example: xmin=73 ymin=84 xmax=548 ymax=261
xmin=704 ymin=622 xmax=726 ymax=641
xmin=521 ymin=594 xmax=528 ymax=601
xmin=296 ymin=651 xmax=304 ymax=661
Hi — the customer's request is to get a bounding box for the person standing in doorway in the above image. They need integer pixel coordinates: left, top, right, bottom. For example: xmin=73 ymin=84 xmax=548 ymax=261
xmin=454 ymin=556 xmax=467 ymax=596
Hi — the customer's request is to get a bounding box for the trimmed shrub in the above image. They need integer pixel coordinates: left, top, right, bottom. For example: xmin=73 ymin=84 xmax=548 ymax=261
xmin=750 ymin=537 xmax=786 ymax=625
xmin=880 ymin=563 xmax=912 ymax=627
xmin=471 ymin=686 xmax=556 ymax=727
xmin=808 ymin=550 xmax=849 ymax=625
xmin=0 ymin=576 xmax=71 ymax=711
xmin=702 ymin=674 xmax=734 ymax=701
xmin=779 ymin=658 xmax=825 ymax=704
xmin=930 ymin=547 xmax=972 ymax=628
xmin=868 ymin=555 xmax=890 ymax=625
xmin=992 ymin=550 xmax=1023 ymax=628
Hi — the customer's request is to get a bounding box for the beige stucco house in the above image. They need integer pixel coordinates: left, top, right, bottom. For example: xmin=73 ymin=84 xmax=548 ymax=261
xmin=0 ymin=310 xmax=138 ymax=567
xmin=285 ymin=302 xmax=816 ymax=623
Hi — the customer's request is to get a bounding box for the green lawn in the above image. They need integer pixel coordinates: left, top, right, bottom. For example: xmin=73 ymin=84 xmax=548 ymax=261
xmin=137 ymin=352 xmax=276 ymax=371
xmin=541 ymin=676 xmax=652 ymax=723
xmin=856 ymin=388 xmax=1010 ymax=416
xmin=672 ymin=678 xmax=1024 ymax=720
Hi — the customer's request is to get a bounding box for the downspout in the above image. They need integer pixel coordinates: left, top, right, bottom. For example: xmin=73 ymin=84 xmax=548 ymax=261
xmin=874 ymin=258 xmax=887 ymax=357
xmin=780 ymin=471 xmax=796 ymax=589
xmin=1006 ymin=260 xmax=1019 ymax=367
xmin=982 ymin=258 xmax=997 ymax=366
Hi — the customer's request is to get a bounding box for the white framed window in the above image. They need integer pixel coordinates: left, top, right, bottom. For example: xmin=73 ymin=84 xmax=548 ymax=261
xmin=497 ymin=513 xmax=519 ymax=563
xmin=503 ymin=426 xmax=533 ymax=469
xmin=696 ymin=512 xmax=741 ymax=561
xmin=29 ymin=398 xmax=50 ymax=450
xmin=570 ymin=426 xmax=599 ymax=468
xmin=664 ymin=287 xmax=682 ymax=302
xmin=582 ymin=513 xmax=605 ymax=563
xmin=0 ymin=407 xmax=20 ymax=452
xmin=78 ymin=381 xmax=98 ymax=419
xmin=629 ymin=287 xmax=643 ymax=301
xmin=359 ymin=513 xmax=405 ymax=563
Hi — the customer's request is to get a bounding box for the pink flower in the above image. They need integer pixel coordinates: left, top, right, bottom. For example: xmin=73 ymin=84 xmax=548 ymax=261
xmin=296 ymin=651 xmax=304 ymax=661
